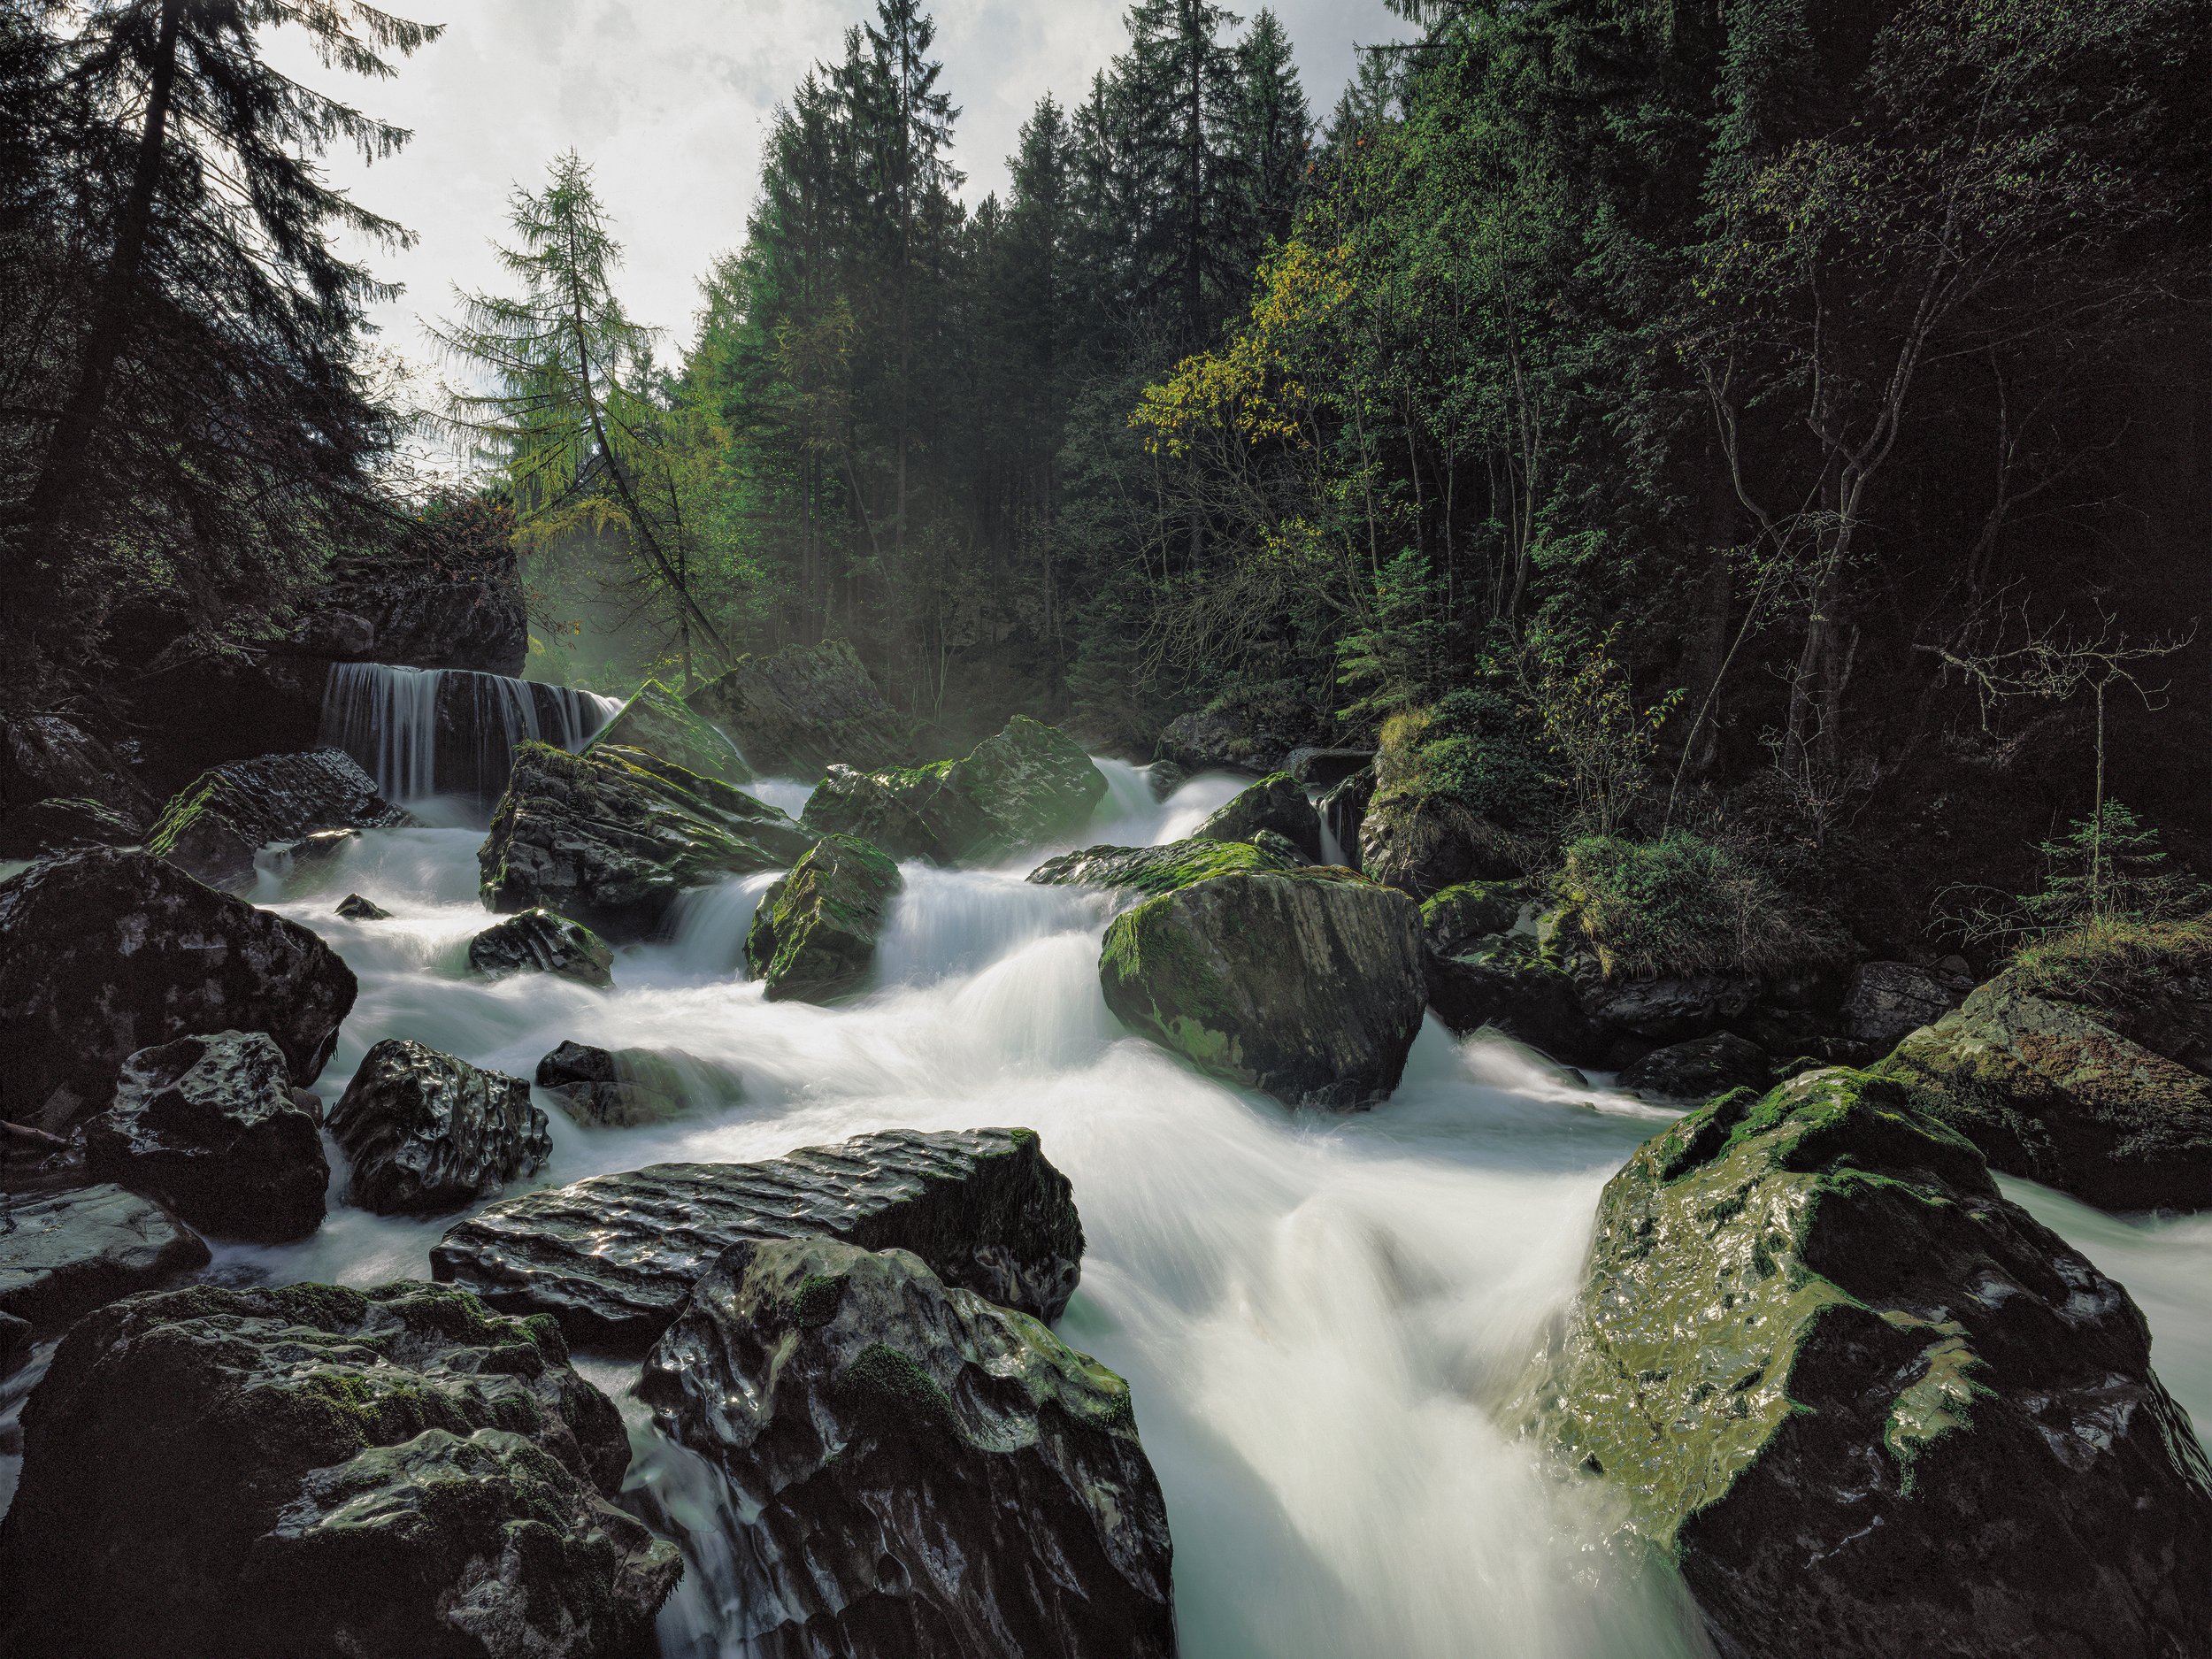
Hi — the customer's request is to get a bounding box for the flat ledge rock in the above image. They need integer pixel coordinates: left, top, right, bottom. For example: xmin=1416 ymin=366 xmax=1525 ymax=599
xmin=0 ymin=1184 xmax=209 ymax=1330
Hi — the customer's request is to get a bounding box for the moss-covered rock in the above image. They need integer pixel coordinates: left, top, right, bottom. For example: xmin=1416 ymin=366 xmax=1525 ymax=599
xmin=641 ymin=1237 xmax=1174 ymax=1659
xmin=588 ymin=677 xmax=752 ymax=786
xmin=1099 ymin=867 xmax=1425 ymax=1109
xmin=685 ymin=638 xmax=913 ymax=778
xmin=0 ymin=1280 xmax=679 ymax=1658
xmin=1422 ymin=929 xmax=1597 ymax=1061
xmin=745 ymin=832 xmax=902 ymax=1003
xmin=477 ymin=741 xmax=812 ymax=941
xmin=1517 ymin=1068 xmax=2212 ymax=1659
xmin=1191 ymin=771 xmax=1324 ymax=862
xmin=466 ymin=907 xmax=615 ymax=988
xmin=1027 ymin=833 xmax=1298 ymax=896
xmin=1420 ymin=879 xmax=1533 ymax=956
xmin=1357 ymin=789 xmax=1530 ymax=897
xmin=146 ymin=748 xmax=413 ymax=890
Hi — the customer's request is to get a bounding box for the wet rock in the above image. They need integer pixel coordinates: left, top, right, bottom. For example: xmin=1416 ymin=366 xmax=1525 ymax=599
xmin=0 ymin=849 xmax=357 ymax=1135
xmin=0 ymin=711 xmax=148 ymax=820
xmin=1191 ymin=771 xmax=1324 ymax=864
xmin=0 ymin=1312 xmax=26 ymax=1374
xmin=0 ymin=795 xmax=142 ymax=861
xmin=467 ymin=907 xmax=616 ymax=988
xmin=432 ymin=1126 xmax=1084 ymax=1353
xmin=479 ymin=741 xmax=813 ymax=941
xmin=1100 ymin=868 xmax=1425 ymax=1109
xmin=590 ymin=678 xmax=753 ymax=787
xmin=1028 ymin=835 xmax=1297 ymax=897
xmin=1146 ymin=759 xmax=1189 ymax=801
xmin=534 ymin=1041 xmax=738 ymax=1129
xmin=641 ymin=1238 xmax=1174 ymax=1659
xmin=0 ymin=1184 xmax=209 ymax=1330
xmin=1616 ymin=1031 xmax=1771 ymax=1103
xmin=1283 ymin=746 xmax=1373 ymax=789
xmin=1419 ymin=880 xmax=1532 ymax=957
xmin=1875 ymin=950 xmax=2212 ymax=1212
xmin=1316 ymin=765 xmax=1372 ymax=872
xmin=1154 ymin=700 xmax=1320 ymax=776
xmin=1423 ymin=933 xmax=1598 ymax=1062
xmin=1574 ymin=968 xmax=1757 ymax=1048
xmin=1842 ymin=958 xmax=1970 ymax=1053
xmin=803 ymin=717 xmax=1107 ymax=866
xmin=335 ymin=891 xmax=390 ymax=920
xmin=686 ymin=639 xmax=913 ymax=778
xmin=1517 ymin=1068 xmax=2212 ymax=1659
xmin=0 ymin=1280 xmax=679 ymax=1659
xmin=327 ymin=1040 xmax=549 ymax=1215
xmin=82 ymin=1032 xmax=327 ymax=1243
xmin=1358 ymin=790 xmax=1531 ymax=898
xmin=146 ymin=748 xmax=413 ymax=890
xmin=746 ymin=833 xmax=902 ymax=1003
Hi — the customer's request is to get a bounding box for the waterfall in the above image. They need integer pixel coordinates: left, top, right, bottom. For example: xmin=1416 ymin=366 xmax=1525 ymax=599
xmin=319 ymin=663 xmax=620 ymax=804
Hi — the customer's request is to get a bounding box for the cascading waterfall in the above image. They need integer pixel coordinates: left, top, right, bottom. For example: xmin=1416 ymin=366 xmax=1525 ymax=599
xmin=319 ymin=663 xmax=621 ymax=804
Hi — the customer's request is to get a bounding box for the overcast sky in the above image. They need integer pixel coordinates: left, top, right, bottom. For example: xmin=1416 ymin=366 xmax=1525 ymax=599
xmin=278 ymin=1 xmax=1415 ymax=364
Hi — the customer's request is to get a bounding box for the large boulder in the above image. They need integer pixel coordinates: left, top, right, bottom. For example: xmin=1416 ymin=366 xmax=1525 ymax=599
xmin=0 ymin=1184 xmax=209 ymax=1331
xmin=1153 ymin=695 xmax=1325 ymax=776
xmin=1190 ymin=771 xmax=1324 ymax=864
xmin=803 ymin=717 xmax=1107 ymax=866
xmin=1616 ymin=1031 xmax=1772 ymax=1103
xmin=82 ymin=1031 xmax=327 ymax=1242
xmin=746 ymin=833 xmax=903 ymax=1003
xmin=1518 ymin=1068 xmax=2212 ymax=1657
xmin=0 ymin=849 xmax=357 ymax=1135
xmin=0 ymin=795 xmax=143 ymax=861
xmin=1099 ymin=868 xmax=1425 ymax=1109
xmin=326 ymin=1040 xmax=550 ymax=1215
xmin=318 ymin=512 xmax=531 ymax=674
xmin=145 ymin=747 xmax=413 ymax=890
xmin=467 ymin=907 xmax=615 ymax=988
xmin=0 ymin=710 xmax=148 ymax=820
xmin=0 ymin=1281 xmax=680 ymax=1659
xmin=1357 ymin=789 xmax=1530 ymax=898
xmin=534 ymin=1041 xmax=739 ymax=1129
xmin=1842 ymin=959 xmax=1972 ymax=1053
xmin=1028 ymin=834 xmax=1297 ymax=897
xmin=590 ymin=678 xmax=753 ymax=787
xmin=1419 ymin=879 xmax=1532 ymax=956
xmin=432 ymin=1127 xmax=1084 ymax=1353
xmin=478 ymin=741 xmax=813 ymax=941
xmin=1422 ymin=932 xmax=1598 ymax=1061
xmin=641 ymin=1238 xmax=1175 ymax=1659
xmin=686 ymin=638 xmax=913 ymax=777
xmin=1875 ymin=940 xmax=2212 ymax=1212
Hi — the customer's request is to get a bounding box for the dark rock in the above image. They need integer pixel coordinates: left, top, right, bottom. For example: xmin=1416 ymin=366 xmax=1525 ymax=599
xmin=0 ymin=849 xmax=357 ymax=1135
xmin=319 ymin=522 xmax=531 ymax=674
xmin=327 ymin=1040 xmax=550 ymax=1215
xmin=1154 ymin=700 xmax=1323 ymax=776
xmin=1423 ymin=934 xmax=1599 ymax=1062
xmin=1146 ymin=759 xmax=1189 ymax=801
xmin=0 ymin=1281 xmax=680 ymax=1659
xmin=1316 ymin=765 xmax=1372 ymax=871
xmin=431 ymin=1126 xmax=1084 ymax=1353
xmin=0 ymin=1184 xmax=208 ymax=1329
xmin=1282 ymin=746 xmax=1373 ymax=789
xmin=641 ymin=1238 xmax=1174 ymax=1659
xmin=590 ymin=678 xmax=753 ymax=787
xmin=0 ymin=1312 xmax=26 ymax=1374
xmin=145 ymin=748 xmax=413 ymax=889
xmin=467 ymin=908 xmax=615 ymax=988
xmin=1028 ymin=835 xmax=1297 ymax=897
xmin=746 ymin=833 xmax=902 ymax=1003
xmin=0 ymin=796 xmax=142 ymax=861
xmin=1100 ymin=868 xmax=1425 ymax=1109
xmin=335 ymin=891 xmax=391 ymax=920
xmin=320 ymin=662 xmax=618 ymax=807
xmin=1574 ymin=968 xmax=1757 ymax=1048
xmin=1616 ymin=1032 xmax=1772 ymax=1103
xmin=1419 ymin=880 xmax=1532 ymax=956
xmin=686 ymin=639 xmax=913 ymax=778
xmin=1517 ymin=1068 xmax=2212 ymax=1659
xmin=82 ymin=1032 xmax=327 ymax=1242
xmin=479 ymin=741 xmax=813 ymax=942
xmin=1358 ymin=790 xmax=1531 ymax=898
xmin=1842 ymin=959 xmax=1971 ymax=1052
xmin=0 ymin=711 xmax=148 ymax=819
xmin=803 ymin=717 xmax=1107 ymax=865
xmin=534 ymin=1041 xmax=739 ymax=1129
xmin=1191 ymin=771 xmax=1324 ymax=864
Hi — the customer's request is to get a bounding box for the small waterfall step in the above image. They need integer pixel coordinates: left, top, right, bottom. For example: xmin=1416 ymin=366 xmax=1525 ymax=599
xmin=320 ymin=663 xmax=619 ymax=804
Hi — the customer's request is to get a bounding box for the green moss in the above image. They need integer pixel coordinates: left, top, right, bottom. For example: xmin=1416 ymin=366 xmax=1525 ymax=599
xmin=2008 ymin=912 xmax=2212 ymax=1007
xmin=1554 ymin=833 xmax=1847 ymax=979
xmin=841 ymin=1340 xmax=958 ymax=1437
xmin=788 ymin=1272 xmax=847 ymax=1329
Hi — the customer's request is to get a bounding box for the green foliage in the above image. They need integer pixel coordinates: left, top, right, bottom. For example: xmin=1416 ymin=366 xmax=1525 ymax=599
xmin=2019 ymin=801 xmax=2208 ymax=932
xmin=1379 ymin=686 xmax=1557 ymax=833
xmin=1555 ymin=833 xmax=1845 ymax=980
xmin=2008 ymin=911 xmax=2212 ymax=1009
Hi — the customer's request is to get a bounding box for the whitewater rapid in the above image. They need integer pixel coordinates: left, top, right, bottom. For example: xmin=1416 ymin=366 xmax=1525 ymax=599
xmin=10 ymin=755 xmax=2211 ymax=1657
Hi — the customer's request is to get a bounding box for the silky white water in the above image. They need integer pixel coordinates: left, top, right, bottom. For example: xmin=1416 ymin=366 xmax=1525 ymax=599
xmin=9 ymin=763 xmax=2212 ymax=1657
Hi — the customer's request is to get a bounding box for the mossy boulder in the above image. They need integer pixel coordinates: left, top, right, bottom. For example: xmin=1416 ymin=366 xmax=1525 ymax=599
xmin=744 ymin=832 xmax=902 ymax=1003
xmin=1420 ymin=879 xmax=1533 ymax=956
xmin=803 ymin=716 xmax=1107 ymax=865
xmin=327 ymin=1039 xmax=550 ymax=1215
xmin=1873 ymin=936 xmax=2212 ymax=1211
xmin=1191 ymin=771 xmax=1324 ymax=863
xmin=478 ymin=741 xmax=813 ymax=941
xmin=0 ymin=1280 xmax=680 ymax=1659
xmin=588 ymin=677 xmax=752 ymax=786
xmin=466 ymin=907 xmax=615 ymax=988
xmin=1357 ymin=789 xmax=1530 ymax=897
xmin=1517 ymin=1068 xmax=2212 ymax=1659
xmin=640 ymin=1237 xmax=1174 ymax=1659
xmin=685 ymin=638 xmax=913 ymax=777
xmin=1027 ymin=833 xmax=1298 ymax=896
xmin=146 ymin=747 xmax=414 ymax=890
xmin=1099 ymin=867 xmax=1425 ymax=1109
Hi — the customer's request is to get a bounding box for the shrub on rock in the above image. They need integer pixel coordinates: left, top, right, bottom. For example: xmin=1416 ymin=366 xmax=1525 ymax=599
xmin=327 ymin=1039 xmax=549 ymax=1215
xmin=0 ymin=1184 xmax=209 ymax=1331
xmin=1517 ymin=1067 xmax=2212 ymax=1659
xmin=0 ymin=1281 xmax=680 ymax=1659
xmin=1191 ymin=771 xmax=1324 ymax=863
xmin=83 ymin=1031 xmax=327 ymax=1242
xmin=641 ymin=1238 xmax=1174 ymax=1659
xmin=0 ymin=848 xmax=356 ymax=1134
xmin=745 ymin=833 xmax=902 ymax=1002
xmin=590 ymin=678 xmax=753 ymax=786
xmin=1099 ymin=868 xmax=1425 ymax=1109
xmin=467 ymin=908 xmax=615 ymax=987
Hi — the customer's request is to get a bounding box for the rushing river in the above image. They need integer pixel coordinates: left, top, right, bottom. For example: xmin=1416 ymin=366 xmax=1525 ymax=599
xmin=7 ymin=757 xmax=2210 ymax=1657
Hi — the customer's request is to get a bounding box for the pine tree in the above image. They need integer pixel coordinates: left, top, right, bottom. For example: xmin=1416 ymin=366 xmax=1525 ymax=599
xmin=1233 ymin=8 xmax=1311 ymax=257
xmin=1124 ymin=0 xmax=1249 ymax=349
